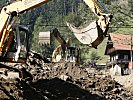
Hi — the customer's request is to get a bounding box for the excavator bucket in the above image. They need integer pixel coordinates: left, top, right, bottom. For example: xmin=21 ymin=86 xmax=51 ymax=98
xmin=67 ymin=21 xmax=105 ymax=49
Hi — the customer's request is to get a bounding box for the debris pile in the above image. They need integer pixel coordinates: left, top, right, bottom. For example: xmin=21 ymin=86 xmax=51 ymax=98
xmin=112 ymin=73 xmax=133 ymax=94
xmin=0 ymin=52 xmax=133 ymax=99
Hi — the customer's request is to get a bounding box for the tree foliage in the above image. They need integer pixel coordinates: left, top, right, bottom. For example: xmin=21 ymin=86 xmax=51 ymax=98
xmin=90 ymin=51 xmax=100 ymax=63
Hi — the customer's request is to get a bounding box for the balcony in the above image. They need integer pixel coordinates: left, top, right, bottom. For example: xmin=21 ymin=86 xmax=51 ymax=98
xmin=106 ymin=59 xmax=130 ymax=66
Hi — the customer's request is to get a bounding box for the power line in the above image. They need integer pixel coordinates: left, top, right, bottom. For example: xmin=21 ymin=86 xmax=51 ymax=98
xmin=118 ymin=10 xmax=133 ymax=19
xmin=109 ymin=26 xmax=133 ymax=29
xmin=22 ymin=24 xmax=68 ymax=27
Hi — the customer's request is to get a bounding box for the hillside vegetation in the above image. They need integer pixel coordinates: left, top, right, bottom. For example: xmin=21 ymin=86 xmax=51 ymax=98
xmin=0 ymin=0 xmax=133 ymax=64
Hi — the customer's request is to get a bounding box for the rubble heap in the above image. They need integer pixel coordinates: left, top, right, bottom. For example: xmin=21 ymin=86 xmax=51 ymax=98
xmin=0 ymin=52 xmax=133 ymax=100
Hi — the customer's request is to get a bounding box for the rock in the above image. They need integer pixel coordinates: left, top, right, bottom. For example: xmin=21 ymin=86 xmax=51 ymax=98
xmin=0 ymin=71 xmax=19 ymax=79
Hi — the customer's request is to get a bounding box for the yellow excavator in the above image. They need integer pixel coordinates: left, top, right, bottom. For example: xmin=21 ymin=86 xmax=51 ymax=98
xmin=50 ymin=28 xmax=79 ymax=63
xmin=0 ymin=0 xmax=112 ymax=63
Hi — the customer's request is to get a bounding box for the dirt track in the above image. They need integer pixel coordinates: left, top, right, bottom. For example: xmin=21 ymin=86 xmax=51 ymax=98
xmin=0 ymin=52 xmax=133 ymax=100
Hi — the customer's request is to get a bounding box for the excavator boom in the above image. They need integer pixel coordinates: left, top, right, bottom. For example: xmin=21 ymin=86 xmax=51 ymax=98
xmin=83 ymin=0 xmax=108 ymax=15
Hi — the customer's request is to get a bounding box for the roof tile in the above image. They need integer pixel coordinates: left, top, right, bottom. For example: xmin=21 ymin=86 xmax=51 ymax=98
xmin=110 ymin=33 xmax=133 ymax=50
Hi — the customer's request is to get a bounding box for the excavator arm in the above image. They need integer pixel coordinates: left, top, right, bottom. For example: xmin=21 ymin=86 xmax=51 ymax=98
xmin=50 ymin=28 xmax=70 ymax=62
xmin=67 ymin=0 xmax=113 ymax=48
xmin=83 ymin=0 xmax=108 ymax=16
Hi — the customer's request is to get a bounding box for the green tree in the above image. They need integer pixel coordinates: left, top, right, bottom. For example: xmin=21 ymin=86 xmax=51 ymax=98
xmin=31 ymin=16 xmax=43 ymax=52
xmin=0 ymin=0 xmax=7 ymax=7
xmin=128 ymin=0 xmax=133 ymax=13
xmin=90 ymin=51 xmax=100 ymax=63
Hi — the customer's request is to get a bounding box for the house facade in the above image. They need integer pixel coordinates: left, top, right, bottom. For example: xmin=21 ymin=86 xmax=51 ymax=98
xmin=105 ymin=33 xmax=133 ymax=75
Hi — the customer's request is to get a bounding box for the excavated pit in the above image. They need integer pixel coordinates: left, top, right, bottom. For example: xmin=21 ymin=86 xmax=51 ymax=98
xmin=0 ymin=52 xmax=133 ymax=100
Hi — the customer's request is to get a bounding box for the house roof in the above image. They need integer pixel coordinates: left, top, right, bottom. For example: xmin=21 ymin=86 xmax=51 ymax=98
xmin=105 ymin=33 xmax=133 ymax=55
xmin=110 ymin=33 xmax=132 ymax=50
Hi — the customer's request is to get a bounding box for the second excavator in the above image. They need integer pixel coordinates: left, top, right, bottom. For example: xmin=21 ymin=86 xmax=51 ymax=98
xmin=39 ymin=28 xmax=79 ymax=63
xmin=51 ymin=28 xmax=79 ymax=63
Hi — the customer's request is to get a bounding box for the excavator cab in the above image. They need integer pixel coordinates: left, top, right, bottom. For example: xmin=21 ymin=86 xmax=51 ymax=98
xmin=0 ymin=0 xmax=50 ymax=63
xmin=1 ymin=25 xmax=30 ymax=62
xmin=66 ymin=46 xmax=79 ymax=63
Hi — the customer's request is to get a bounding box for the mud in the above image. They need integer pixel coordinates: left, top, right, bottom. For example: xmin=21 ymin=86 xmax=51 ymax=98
xmin=0 ymin=52 xmax=133 ymax=100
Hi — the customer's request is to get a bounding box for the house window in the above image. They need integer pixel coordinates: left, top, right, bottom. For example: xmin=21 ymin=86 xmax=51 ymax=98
xmin=111 ymin=57 xmax=113 ymax=61
xmin=111 ymin=56 xmax=114 ymax=61
xmin=124 ymin=55 xmax=128 ymax=60
xmin=116 ymin=55 xmax=118 ymax=60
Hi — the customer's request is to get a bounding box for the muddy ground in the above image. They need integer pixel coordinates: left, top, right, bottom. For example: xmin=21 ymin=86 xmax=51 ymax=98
xmin=0 ymin=52 xmax=133 ymax=100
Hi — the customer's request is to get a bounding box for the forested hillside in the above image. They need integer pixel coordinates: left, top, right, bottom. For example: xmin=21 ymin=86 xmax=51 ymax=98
xmin=0 ymin=0 xmax=133 ymax=64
